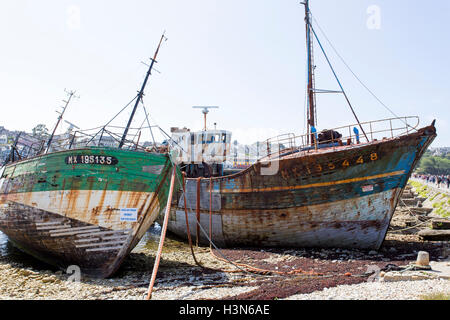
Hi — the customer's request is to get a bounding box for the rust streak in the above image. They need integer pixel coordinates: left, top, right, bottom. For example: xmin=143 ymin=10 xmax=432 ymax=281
xmin=220 ymin=170 xmax=405 ymax=194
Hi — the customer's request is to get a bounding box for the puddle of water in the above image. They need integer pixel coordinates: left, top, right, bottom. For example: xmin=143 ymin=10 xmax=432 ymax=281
xmin=0 ymin=230 xmax=57 ymax=270
xmin=0 ymin=231 xmax=8 ymax=257
xmin=133 ymin=223 xmax=191 ymax=254
xmin=1 ymin=223 xmax=189 ymax=270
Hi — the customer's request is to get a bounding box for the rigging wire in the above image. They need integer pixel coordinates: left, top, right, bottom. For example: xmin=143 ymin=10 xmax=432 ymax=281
xmin=303 ymin=44 xmax=309 ymax=136
xmin=308 ymin=22 xmax=369 ymax=142
xmin=310 ymin=13 xmax=417 ymax=131
xmin=129 ymin=115 xmax=147 ymax=147
xmin=102 ymin=95 xmax=139 ymax=129
xmin=164 ymin=159 xmax=278 ymax=278
xmin=86 ymin=95 xmax=139 ymax=145
xmin=140 ymin=97 xmax=158 ymax=148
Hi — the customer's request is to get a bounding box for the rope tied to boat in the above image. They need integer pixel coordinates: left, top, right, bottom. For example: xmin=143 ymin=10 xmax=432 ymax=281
xmin=204 ymin=176 xmax=323 ymax=277
xmin=196 ymin=177 xmax=201 ymax=247
xmin=144 ymin=159 xmax=363 ymax=295
xmin=182 ymin=172 xmax=202 ymax=268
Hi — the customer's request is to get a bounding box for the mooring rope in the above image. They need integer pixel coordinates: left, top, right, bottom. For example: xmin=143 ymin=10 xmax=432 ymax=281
xmin=182 ymin=172 xmax=203 ymax=268
xmin=166 ymin=157 xmax=325 ymax=278
xmin=178 ymin=173 xmax=274 ymax=277
xmin=202 ymin=176 xmax=322 ymax=277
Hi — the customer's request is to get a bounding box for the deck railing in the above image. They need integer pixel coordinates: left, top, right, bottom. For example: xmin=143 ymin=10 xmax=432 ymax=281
xmin=263 ymin=116 xmax=420 ymax=158
xmin=2 ymin=125 xmax=162 ymax=165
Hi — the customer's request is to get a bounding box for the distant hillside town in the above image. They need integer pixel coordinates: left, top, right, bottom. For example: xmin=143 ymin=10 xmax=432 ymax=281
xmin=429 ymin=147 xmax=450 ymax=157
xmin=0 ymin=124 xmax=263 ymax=166
xmin=0 ymin=126 xmax=21 ymax=164
xmin=0 ymin=124 xmax=160 ymax=164
xmin=3 ymin=124 xmax=446 ymax=170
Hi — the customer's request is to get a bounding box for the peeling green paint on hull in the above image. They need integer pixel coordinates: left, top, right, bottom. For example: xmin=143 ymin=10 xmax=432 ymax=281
xmin=0 ymin=147 xmax=174 ymax=278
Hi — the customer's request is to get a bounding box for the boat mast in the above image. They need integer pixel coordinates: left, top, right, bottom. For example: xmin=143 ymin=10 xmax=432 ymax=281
xmin=303 ymin=0 xmax=369 ymax=144
xmin=119 ymin=32 xmax=167 ymax=149
xmin=304 ymin=0 xmax=316 ymax=145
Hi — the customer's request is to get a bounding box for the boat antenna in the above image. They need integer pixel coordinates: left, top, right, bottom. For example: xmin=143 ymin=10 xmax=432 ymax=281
xmin=45 ymin=89 xmax=77 ymax=154
xmin=192 ymin=106 xmax=219 ymax=131
xmin=119 ymin=32 xmax=167 ymax=148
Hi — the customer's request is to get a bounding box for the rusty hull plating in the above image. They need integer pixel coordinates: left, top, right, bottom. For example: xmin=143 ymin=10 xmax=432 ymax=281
xmin=167 ymin=124 xmax=436 ymax=250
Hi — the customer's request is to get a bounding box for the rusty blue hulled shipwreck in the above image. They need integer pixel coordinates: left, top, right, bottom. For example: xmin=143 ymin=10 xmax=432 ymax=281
xmin=165 ymin=1 xmax=436 ymax=250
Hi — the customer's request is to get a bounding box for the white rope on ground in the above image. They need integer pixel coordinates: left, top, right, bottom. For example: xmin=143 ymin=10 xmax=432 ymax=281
xmin=389 ymin=219 xmax=430 ymax=234
xmin=388 ymin=198 xmax=431 ymax=233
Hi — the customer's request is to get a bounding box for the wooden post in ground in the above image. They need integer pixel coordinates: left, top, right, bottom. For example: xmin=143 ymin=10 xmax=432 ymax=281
xmin=145 ymin=165 xmax=176 ymax=300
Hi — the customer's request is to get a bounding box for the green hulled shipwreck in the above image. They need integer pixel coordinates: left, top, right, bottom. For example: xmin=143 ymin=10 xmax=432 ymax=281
xmin=0 ymin=34 xmax=174 ymax=278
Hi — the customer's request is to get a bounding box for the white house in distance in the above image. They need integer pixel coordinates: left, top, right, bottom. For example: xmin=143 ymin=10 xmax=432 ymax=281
xmin=0 ymin=135 xmax=7 ymax=145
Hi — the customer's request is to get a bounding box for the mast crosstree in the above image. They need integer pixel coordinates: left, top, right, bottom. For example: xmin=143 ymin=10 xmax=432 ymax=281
xmin=302 ymin=0 xmax=368 ymax=143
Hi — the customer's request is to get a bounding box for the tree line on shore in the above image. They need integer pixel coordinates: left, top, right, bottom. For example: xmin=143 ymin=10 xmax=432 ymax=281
xmin=415 ymin=150 xmax=450 ymax=176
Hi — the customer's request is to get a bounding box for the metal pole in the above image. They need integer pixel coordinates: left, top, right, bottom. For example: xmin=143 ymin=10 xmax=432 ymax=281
xmin=304 ymin=0 xmax=316 ymax=145
xmin=69 ymin=131 xmax=77 ymax=149
xmin=145 ymin=165 xmax=177 ymax=300
xmin=119 ymin=32 xmax=166 ymax=148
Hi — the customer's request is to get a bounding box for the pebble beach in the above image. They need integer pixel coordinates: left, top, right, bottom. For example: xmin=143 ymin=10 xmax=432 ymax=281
xmin=0 ymin=222 xmax=449 ymax=300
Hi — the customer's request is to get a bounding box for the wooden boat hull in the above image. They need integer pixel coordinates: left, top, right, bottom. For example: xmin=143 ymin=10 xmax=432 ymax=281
xmin=167 ymin=125 xmax=436 ymax=249
xmin=0 ymin=147 xmax=173 ymax=278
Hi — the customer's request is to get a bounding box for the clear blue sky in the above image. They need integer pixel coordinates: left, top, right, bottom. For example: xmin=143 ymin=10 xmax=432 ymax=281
xmin=0 ymin=0 xmax=448 ymax=146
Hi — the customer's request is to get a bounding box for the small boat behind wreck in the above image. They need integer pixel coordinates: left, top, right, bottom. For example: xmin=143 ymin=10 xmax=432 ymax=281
xmin=165 ymin=1 xmax=437 ymax=250
xmin=0 ymin=33 xmax=174 ymax=278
